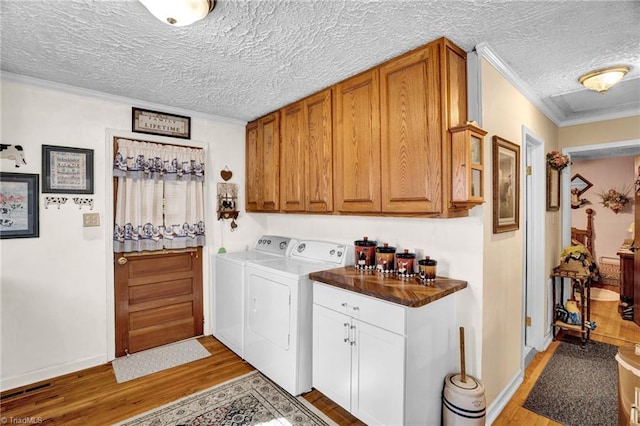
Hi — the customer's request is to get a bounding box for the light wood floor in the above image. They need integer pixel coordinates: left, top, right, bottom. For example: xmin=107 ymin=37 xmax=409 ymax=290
xmin=1 ymin=291 xmax=637 ymax=425
xmin=494 ymin=285 xmax=640 ymax=425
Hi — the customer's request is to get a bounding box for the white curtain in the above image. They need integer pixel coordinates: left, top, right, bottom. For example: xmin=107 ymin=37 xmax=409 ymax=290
xmin=113 ymin=138 xmax=205 ymax=252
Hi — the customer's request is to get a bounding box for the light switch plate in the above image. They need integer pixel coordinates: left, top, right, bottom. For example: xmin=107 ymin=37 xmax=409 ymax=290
xmin=83 ymin=213 xmax=100 ymax=227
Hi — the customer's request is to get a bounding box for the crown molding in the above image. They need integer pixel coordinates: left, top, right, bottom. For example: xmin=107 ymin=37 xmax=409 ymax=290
xmin=0 ymin=71 xmax=247 ymax=126
xmin=474 ymin=42 xmax=563 ymax=126
xmin=474 ymin=43 xmax=640 ymax=128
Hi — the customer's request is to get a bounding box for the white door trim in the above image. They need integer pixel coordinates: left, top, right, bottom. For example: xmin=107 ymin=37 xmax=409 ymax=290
xmin=521 ymin=126 xmax=546 ymax=361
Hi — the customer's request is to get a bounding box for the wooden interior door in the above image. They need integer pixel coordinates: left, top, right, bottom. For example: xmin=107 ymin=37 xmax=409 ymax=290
xmin=114 ymin=248 xmax=204 ymax=357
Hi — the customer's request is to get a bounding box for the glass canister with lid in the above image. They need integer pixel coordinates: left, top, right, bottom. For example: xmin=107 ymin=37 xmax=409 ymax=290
xmin=354 ymin=236 xmax=377 ymax=270
xmin=376 ymin=243 xmax=396 ymax=273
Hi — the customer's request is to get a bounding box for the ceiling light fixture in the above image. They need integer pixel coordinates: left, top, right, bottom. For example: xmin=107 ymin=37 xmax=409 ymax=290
xmin=139 ymin=0 xmax=216 ymax=27
xmin=578 ymin=66 xmax=629 ymax=93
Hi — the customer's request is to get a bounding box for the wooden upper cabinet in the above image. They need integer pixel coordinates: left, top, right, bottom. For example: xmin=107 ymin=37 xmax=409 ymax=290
xmin=280 ymin=101 xmax=306 ymax=212
xmin=245 ymin=112 xmax=280 ymax=212
xmin=260 ymin=112 xmax=280 ymax=211
xmin=305 ymin=89 xmax=333 ymax=212
xmin=333 ymin=70 xmax=381 ymax=213
xmin=280 ymin=89 xmax=334 ymax=213
xmin=245 ymin=37 xmax=471 ymax=217
xmin=245 ymin=121 xmax=260 ymax=211
xmin=380 ymin=43 xmax=442 ymax=214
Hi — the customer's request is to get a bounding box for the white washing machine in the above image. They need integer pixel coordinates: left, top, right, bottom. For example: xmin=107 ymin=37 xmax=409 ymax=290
xmin=214 ymin=235 xmax=296 ymax=358
xmin=244 ymin=239 xmax=353 ymax=396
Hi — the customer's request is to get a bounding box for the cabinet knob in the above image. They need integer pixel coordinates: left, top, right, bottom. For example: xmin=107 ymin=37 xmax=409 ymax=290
xmin=117 ymin=257 xmax=127 ymax=265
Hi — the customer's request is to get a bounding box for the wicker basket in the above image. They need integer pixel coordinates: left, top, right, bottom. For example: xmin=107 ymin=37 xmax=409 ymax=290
xmin=559 ymin=258 xmax=589 ymax=274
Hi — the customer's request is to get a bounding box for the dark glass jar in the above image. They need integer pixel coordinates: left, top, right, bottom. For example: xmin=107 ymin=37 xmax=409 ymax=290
xmin=354 ymin=236 xmax=377 ymax=270
xmin=376 ymin=243 xmax=396 ymax=273
xmin=396 ymin=249 xmax=416 ymax=277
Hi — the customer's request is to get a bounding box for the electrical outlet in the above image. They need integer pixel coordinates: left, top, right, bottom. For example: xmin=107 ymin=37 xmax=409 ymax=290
xmin=83 ymin=213 xmax=100 ymax=227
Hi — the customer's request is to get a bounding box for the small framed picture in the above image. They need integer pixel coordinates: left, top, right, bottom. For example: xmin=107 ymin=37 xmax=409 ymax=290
xmin=132 ymin=107 xmax=191 ymax=139
xmin=547 ymin=165 xmax=560 ymax=211
xmin=0 ymin=172 xmax=39 ymax=239
xmin=492 ymin=136 xmax=520 ymax=234
xmin=42 ymin=145 xmax=94 ymax=194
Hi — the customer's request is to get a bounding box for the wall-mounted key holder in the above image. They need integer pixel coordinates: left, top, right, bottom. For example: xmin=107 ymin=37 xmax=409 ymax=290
xmin=45 ymin=196 xmax=67 ymax=209
xmin=73 ymin=197 xmax=94 ymax=210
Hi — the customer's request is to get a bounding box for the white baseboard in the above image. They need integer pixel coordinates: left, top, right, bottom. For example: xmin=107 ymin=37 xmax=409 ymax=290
xmin=0 ymin=354 xmax=106 ymax=392
xmin=485 ymin=369 xmax=524 ymax=425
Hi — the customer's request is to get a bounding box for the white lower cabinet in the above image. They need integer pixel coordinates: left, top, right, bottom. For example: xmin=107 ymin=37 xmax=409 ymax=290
xmin=312 ymin=281 xmax=457 ymax=425
xmin=313 ymin=304 xmax=405 ymax=425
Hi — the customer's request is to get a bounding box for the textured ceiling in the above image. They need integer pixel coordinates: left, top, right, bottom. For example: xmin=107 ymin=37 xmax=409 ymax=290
xmin=1 ymin=0 xmax=639 ymax=125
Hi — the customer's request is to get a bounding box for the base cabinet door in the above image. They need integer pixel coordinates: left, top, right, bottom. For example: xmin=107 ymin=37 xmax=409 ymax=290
xmin=352 ymin=319 xmax=405 ymax=426
xmin=313 ymin=295 xmax=406 ymax=425
xmin=312 ymin=304 xmax=352 ymax=410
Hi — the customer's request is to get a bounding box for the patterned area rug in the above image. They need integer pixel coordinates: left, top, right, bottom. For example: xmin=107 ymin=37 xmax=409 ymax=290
xmin=116 ymin=371 xmax=337 ymax=426
xmin=523 ymin=337 xmax=618 ymax=425
xmin=112 ymin=339 xmax=211 ymax=383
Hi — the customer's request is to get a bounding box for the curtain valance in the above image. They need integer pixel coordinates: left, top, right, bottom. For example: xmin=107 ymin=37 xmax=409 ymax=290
xmin=113 ymin=138 xmax=205 ymax=181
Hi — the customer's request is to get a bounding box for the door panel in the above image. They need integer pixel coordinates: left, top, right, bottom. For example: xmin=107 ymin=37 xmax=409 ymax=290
xmin=247 ymin=274 xmax=291 ymax=350
xmin=114 ymin=248 xmax=203 ymax=357
xmin=333 ymin=70 xmax=381 ymax=212
xmin=352 ymin=320 xmax=405 ymax=426
xmin=312 ymin=304 xmax=352 ymax=411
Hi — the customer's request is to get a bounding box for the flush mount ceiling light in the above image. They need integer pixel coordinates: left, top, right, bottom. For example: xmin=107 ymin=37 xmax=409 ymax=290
xmin=139 ymin=0 xmax=216 ymax=26
xmin=578 ymin=66 xmax=629 ymax=93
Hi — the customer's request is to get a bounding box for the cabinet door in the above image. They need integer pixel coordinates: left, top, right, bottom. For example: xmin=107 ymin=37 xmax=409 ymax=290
xmin=313 ymin=304 xmax=352 ymax=411
xmin=333 ymin=70 xmax=381 ymax=213
xmin=245 ymin=121 xmax=260 ymax=211
xmin=380 ymin=44 xmax=442 ymax=213
xmin=280 ymin=102 xmax=305 ymax=211
xmin=352 ymin=319 xmax=405 ymax=426
xmin=305 ymin=90 xmax=333 ymax=212
xmin=260 ymin=112 xmax=280 ymax=211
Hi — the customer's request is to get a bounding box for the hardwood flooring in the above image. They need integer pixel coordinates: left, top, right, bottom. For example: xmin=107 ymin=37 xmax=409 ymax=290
xmin=494 ymin=286 xmax=640 ymax=425
xmin=1 ymin=290 xmax=637 ymax=425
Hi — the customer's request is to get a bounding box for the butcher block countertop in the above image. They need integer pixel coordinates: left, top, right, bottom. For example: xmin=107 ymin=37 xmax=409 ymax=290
xmin=309 ymin=267 xmax=468 ymax=308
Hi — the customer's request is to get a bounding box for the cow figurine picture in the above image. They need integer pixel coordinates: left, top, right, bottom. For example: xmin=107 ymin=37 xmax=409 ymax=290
xmin=0 ymin=144 xmax=27 ymax=167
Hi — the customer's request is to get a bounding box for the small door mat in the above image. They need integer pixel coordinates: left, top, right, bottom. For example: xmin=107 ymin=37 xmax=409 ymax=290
xmin=112 ymin=339 xmax=210 ymax=383
xmin=523 ymin=338 xmax=618 ymax=425
xmin=115 ymin=371 xmax=337 ymax=426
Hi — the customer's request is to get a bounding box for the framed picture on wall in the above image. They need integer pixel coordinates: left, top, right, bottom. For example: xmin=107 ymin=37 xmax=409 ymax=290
xmin=547 ymin=165 xmax=560 ymax=211
xmin=0 ymin=172 xmax=39 ymax=239
xmin=132 ymin=107 xmax=191 ymax=139
xmin=42 ymin=145 xmax=94 ymax=194
xmin=492 ymin=136 xmax=520 ymax=233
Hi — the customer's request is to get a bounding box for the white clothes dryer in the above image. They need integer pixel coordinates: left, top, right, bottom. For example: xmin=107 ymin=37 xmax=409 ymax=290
xmin=214 ymin=235 xmax=296 ymax=358
xmin=244 ymin=240 xmax=353 ymax=396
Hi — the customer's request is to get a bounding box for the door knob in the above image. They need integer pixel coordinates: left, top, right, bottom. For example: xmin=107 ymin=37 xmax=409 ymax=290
xmin=117 ymin=257 xmax=127 ymax=265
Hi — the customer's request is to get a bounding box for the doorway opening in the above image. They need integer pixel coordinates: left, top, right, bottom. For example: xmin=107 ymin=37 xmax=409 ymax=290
xmin=561 ymin=140 xmax=640 ymax=343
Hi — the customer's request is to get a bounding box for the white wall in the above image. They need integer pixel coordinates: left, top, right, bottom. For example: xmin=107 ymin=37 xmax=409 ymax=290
xmin=0 ymin=76 xmax=253 ymax=390
xmin=570 ymin=156 xmax=635 ymax=260
xmin=263 ymin=195 xmax=485 ymax=378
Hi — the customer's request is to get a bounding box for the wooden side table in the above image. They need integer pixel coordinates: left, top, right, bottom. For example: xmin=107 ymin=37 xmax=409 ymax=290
xmin=551 ymin=266 xmax=592 ymax=346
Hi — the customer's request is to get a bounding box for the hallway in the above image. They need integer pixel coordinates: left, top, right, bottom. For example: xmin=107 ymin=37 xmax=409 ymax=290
xmin=495 ymin=289 xmax=640 ymax=425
